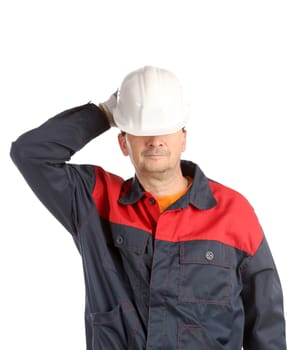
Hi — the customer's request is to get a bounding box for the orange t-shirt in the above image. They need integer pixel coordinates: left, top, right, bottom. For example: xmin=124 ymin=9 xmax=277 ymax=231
xmin=155 ymin=177 xmax=192 ymax=213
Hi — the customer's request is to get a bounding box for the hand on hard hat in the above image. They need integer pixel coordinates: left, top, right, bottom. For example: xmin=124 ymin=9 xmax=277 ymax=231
xmin=99 ymin=91 xmax=118 ymax=127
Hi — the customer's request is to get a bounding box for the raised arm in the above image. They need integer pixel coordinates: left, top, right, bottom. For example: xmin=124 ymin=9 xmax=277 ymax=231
xmin=10 ymin=102 xmax=110 ymax=235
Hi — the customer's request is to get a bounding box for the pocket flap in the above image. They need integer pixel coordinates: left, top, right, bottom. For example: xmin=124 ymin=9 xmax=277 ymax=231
xmin=180 ymin=240 xmax=231 ymax=268
xmin=108 ymin=223 xmax=149 ymax=255
xmin=91 ymin=304 xmax=120 ymax=325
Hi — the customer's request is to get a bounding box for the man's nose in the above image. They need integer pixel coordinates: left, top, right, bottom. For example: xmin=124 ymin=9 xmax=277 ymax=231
xmin=146 ymin=136 xmax=164 ymax=147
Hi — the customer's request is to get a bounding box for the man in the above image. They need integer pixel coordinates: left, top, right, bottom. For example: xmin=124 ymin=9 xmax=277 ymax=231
xmin=10 ymin=66 xmax=286 ymax=349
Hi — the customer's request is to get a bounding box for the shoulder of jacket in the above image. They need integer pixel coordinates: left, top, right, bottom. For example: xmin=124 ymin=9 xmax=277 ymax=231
xmin=209 ymin=180 xmax=263 ymax=255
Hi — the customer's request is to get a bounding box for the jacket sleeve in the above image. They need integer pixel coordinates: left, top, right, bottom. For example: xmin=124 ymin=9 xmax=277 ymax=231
xmin=241 ymin=236 xmax=287 ymax=349
xmin=10 ymin=102 xmax=110 ymax=235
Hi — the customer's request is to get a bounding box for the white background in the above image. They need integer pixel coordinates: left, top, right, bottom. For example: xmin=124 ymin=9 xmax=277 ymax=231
xmin=1 ymin=0 xmax=286 ymax=349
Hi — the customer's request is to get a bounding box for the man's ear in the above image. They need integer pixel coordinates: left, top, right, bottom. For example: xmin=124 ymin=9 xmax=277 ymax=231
xmin=118 ymin=133 xmax=129 ymax=156
xmin=181 ymin=129 xmax=187 ymax=152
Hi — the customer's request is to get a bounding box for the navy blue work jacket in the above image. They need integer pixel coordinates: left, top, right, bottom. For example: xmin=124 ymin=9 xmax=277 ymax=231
xmin=10 ymin=103 xmax=286 ymax=349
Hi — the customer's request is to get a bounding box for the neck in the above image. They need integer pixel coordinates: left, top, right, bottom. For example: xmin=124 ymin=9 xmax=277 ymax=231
xmin=136 ymin=170 xmax=189 ymax=197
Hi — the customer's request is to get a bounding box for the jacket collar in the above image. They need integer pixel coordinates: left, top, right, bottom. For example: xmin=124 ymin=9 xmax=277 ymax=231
xmin=119 ymin=160 xmax=217 ymax=210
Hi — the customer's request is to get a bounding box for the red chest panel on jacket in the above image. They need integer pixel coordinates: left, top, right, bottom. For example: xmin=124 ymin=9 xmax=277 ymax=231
xmin=92 ymin=166 xmax=263 ymax=256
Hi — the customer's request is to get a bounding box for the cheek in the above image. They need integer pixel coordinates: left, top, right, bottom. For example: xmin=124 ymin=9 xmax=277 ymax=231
xmin=171 ymin=138 xmax=186 ymax=154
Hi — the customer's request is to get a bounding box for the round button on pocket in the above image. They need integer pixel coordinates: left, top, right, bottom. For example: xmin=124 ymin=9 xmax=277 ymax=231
xmin=116 ymin=235 xmax=124 ymax=245
xmin=205 ymin=250 xmax=214 ymax=261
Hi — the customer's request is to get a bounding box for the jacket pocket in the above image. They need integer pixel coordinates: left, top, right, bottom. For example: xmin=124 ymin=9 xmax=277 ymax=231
xmin=90 ymin=303 xmax=139 ymax=350
xmin=103 ymin=227 xmax=151 ymax=296
xmin=177 ymin=324 xmax=214 ymax=350
xmin=179 ymin=241 xmax=232 ymax=305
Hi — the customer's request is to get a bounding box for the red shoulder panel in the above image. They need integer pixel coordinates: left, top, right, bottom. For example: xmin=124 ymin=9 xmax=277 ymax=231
xmin=93 ymin=167 xmax=263 ymax=256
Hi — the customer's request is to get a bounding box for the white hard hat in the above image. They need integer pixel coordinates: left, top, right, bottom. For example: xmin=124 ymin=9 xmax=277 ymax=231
xmin=113 ymin=66 xmax=190 ymax=136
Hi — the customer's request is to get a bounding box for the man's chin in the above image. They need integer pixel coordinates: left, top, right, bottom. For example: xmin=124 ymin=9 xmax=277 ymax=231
xmin=142 ymin=164 xmax=169 ymax=174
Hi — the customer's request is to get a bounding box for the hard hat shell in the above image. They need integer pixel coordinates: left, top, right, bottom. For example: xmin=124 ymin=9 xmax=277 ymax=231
xmin=113 ymin=66 xmax=189 ymax=136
